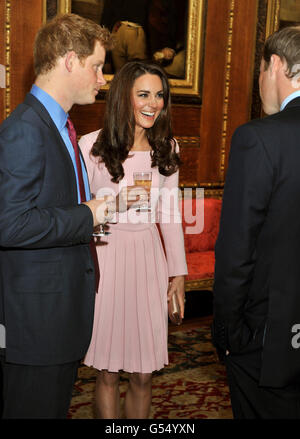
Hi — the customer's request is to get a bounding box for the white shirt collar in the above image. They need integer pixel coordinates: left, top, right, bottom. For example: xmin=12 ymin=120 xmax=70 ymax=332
xmin=280 ymin=90 xmax=300 ymax=111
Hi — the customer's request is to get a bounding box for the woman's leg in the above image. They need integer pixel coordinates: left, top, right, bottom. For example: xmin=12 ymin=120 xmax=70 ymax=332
xmin=124 ymin=372 xmax=152 ymax=419
xmin=95 ymin=370 xmax=120 ymax=419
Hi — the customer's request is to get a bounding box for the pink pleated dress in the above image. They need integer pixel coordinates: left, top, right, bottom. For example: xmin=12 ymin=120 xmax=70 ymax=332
xmin=79 ymin=130 xmax=188 ymax=373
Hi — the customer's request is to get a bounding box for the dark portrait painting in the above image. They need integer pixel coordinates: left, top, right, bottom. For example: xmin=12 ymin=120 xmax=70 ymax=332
xmin=45 ymin=0 xmax=205 ymax=99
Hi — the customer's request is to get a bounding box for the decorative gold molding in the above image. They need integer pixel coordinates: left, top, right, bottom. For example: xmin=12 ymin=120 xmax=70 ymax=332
xmin=59 ymin=0 xmax=71 ymax=14
xmin=43 ymin=0 xmax=71 ymax=23
xmin=177 ymin=136 xmax=201 ymax=148
xmin=179 ymin=183 xmax=224 ymax=194
xmin=185 ymin=278 xmax=214 ymax=292
xmin=220 ymin=0 xmax=235 ymax=182
xmin=266 ymin=0 xmax=280 ymax=37
xmin=42 ymin=0 xmax=46 ymax=23
xmin=203 ymin=188 xmax=223 ymax=198
xmin=4 ymin=0 xmax=11 ymax=119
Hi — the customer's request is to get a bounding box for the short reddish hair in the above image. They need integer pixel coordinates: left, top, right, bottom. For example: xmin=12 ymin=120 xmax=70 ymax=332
xmin=34 ymin=13 xmax=113 ymax=76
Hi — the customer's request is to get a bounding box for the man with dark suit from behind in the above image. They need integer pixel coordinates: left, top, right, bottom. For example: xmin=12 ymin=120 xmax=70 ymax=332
xmin=212 ymin=26 xmax=300 ymax=418
xmin=0 ymin=14 xmax=114 ymax=418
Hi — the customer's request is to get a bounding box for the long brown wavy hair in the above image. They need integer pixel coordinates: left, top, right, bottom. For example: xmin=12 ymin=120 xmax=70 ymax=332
xmin=91 ymin=61 xmax=181 ymax=183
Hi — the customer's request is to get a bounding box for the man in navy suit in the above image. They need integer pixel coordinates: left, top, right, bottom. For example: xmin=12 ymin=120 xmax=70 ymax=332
xmin=212 ymin=26 xmax=300 ymax=418
xmin=0 ymin=14 xmax=114 ymax=418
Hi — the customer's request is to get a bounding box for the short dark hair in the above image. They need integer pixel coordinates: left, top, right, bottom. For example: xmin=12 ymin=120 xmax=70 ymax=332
xmin=263 ymin=25 xmax=300 ymax=77
xmin=34 ymin=13 xmax=113 ymax=76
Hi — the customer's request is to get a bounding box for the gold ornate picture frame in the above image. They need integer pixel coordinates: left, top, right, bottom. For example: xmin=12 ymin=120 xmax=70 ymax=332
xmin=44 ymin=0 xmax=206 ymax=99
xmin=265 ymin=0 xmax=300 ymax=37
xmin=265 ymin=0 xmax=280 ymax=37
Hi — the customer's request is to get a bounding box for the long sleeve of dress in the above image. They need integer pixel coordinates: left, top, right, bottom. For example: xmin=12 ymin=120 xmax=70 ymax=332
xmin=79 ymin=130 xmax=100 ymax=188
xmin=157 ymin=143 xmax=188 ymax=277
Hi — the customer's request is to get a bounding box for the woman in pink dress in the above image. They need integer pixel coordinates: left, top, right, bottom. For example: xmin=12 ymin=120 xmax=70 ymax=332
xmin=79 ymin=61 xmax=187 ymax=418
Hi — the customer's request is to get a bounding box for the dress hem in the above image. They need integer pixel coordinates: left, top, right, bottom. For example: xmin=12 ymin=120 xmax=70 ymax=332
xmin=83 ymin=362 xmax=169 ymax=374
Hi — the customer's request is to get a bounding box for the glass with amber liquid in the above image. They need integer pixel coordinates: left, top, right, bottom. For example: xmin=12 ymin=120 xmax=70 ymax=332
xmin=91 ymin=193 xmax=111 ymax=236
xmin=133 ymin=172 xmax=152 ymax=212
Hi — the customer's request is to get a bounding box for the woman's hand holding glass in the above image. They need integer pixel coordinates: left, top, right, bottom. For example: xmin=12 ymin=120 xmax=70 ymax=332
xmin=133 ymin=172 xmax=152 ymax=212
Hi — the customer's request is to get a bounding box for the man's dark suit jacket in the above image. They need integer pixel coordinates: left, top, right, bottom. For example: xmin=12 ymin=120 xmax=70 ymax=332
xmin=0 ymin=93 xmax=96 ymax=365
xmin=213 ymin=96 xmax=300 ymax=388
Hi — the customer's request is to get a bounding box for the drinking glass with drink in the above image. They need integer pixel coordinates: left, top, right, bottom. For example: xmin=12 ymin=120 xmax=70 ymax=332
xmin=91 ymin=193 xmax=111 ymax=236
xmin=133 ymin=172 xmax=152 ymax=212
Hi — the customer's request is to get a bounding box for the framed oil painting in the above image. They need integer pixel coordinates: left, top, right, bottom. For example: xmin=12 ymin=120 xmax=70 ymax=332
xmin=43 ymin=0 xmax=206 ymax=99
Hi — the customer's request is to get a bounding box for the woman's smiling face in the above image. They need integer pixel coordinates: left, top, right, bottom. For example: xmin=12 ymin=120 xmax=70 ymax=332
xmin=131 ymin=73 xmax=165 ymax=133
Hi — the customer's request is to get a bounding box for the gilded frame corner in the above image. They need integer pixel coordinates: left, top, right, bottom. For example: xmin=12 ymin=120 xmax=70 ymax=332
xmin=265 ymin=0 xmax=281 ymax=37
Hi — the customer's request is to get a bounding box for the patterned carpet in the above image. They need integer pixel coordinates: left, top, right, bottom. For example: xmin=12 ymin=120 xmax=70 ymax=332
xmin=68 ymin=324 xmax=233 ymax=419
xmin=69 ymin=325 xmax=232 ymax=419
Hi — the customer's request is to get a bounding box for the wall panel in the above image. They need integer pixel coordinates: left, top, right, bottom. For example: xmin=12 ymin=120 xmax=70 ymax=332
xmin=9 ymin=0 xmax=42 ymax=114
xmin=198 ymin=0 xmax=232 ymax=186
xmin=0 ymin=0 xmax=42 ymax=120
xmin=225 ymin=0 xmax=258 ymax=174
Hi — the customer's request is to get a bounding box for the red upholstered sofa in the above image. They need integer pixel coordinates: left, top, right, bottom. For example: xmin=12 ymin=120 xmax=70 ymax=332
xmin=181 ymin=197 xmax=222 ymax=291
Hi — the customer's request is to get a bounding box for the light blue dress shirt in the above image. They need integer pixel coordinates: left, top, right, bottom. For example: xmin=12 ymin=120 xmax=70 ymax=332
xmin=30 ymin=85 xmax=91 ymax=203
xmin=280 ymin=90 xmax=300 ymax=111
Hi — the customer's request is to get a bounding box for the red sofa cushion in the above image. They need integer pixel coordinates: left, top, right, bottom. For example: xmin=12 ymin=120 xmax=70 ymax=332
xmin=182 ymin=198 xmax=222 ymax=253
xmin=185 ymin=251 xmax=215 ymax=280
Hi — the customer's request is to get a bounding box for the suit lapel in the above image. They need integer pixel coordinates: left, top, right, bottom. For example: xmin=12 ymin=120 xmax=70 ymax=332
xmin=24 ymin=93 xmax=78 ymax=202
